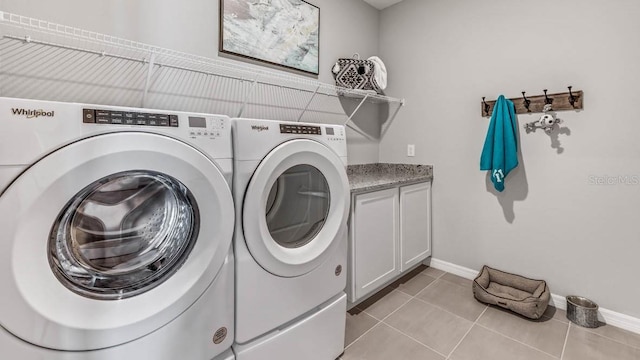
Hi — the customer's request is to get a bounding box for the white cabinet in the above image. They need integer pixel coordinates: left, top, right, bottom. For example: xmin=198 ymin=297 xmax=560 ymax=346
xmin=350 ymin=188 xmax=400 ymax=302
xmin=400 ymin=182 xmax=432 ymax=272
xmin=347 ymin=181 xmax=432 ymax=304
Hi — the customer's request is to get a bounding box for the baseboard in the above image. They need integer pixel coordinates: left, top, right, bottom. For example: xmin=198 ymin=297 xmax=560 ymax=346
xmin=428 ymin=258 xmax=479 ymax=280
xmin=429 ymin=258 xmax=640 ymax=335
xmin=550 ymin=294 xmax=567 ymax=311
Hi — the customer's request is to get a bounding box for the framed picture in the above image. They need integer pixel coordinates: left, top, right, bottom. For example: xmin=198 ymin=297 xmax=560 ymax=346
xmin=219 ymin=0 xmax=320 ymax=75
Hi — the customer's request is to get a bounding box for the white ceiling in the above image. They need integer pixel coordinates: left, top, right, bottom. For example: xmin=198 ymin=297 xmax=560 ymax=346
xmin=362 ymin=0 xmax=405 ymax=10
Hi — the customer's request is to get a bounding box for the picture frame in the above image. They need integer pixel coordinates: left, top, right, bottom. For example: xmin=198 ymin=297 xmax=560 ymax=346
xmin=219 ymin=0 xmax=320 ymax=75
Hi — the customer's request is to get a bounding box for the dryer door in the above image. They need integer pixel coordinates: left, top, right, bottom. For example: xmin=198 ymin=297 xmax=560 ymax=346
xmin=0 ymin=132 xmax=234 ymax=351
xmin=242 ymin=139 xmax=349 ymax=277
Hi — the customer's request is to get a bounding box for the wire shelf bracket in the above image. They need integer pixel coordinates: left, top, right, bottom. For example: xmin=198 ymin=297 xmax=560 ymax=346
xmin=0 ymin=11 xmax=405 ymax=135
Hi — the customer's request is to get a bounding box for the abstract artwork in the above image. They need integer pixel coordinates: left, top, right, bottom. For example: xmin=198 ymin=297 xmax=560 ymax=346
xmin=219 ymin=0 xmax=320 ymax=75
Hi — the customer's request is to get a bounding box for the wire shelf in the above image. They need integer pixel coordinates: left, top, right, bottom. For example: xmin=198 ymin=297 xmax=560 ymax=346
xmin=0 ymin=11 xmax=404 ymax=136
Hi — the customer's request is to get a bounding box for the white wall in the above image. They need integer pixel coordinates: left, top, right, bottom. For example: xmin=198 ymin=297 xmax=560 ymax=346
xmin=379 ymin=0 xmax=640 ymax=318
xmin=0 ymin=0 xmax=381 ymax=164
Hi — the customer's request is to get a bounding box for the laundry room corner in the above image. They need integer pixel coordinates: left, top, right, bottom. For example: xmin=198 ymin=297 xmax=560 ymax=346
xmin=377 ymin=0 xmax=640 ymax=321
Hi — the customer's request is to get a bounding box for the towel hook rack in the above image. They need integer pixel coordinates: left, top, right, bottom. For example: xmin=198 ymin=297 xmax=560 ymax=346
xmin=568 ymin=86 xmax=577 ymax=107
xmin=543 ymin=89 xmax=553 ymax=105
xmin=522 ymin=91 xmax=531 ymax=112
xmin=480 ymin=88 xmax=583 ymax=117
xmin=482 ymin=97 xmax=490 ymax=116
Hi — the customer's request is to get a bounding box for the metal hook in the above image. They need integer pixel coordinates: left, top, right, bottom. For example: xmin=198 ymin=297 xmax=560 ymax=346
xmin=543 ymin=89 xmax=553 ymax=105
xmin=522 ymin=91 xmax=531 ymax=112
xmin=482 ymin=97 xmax=490 ymax=116
xmin=568 ymin=86 xmax=576 ymax=107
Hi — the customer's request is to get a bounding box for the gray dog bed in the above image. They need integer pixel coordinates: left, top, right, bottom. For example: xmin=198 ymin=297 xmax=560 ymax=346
xmin=472 ymin=266 xmax=550 ymax=319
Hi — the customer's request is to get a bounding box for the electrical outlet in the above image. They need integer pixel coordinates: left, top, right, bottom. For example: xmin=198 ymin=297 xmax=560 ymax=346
xmin=407 ymin=144 xmax=415 ymax=157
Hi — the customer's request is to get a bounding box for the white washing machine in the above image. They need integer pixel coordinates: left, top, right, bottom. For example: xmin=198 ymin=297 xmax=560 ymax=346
xmin=0 ymin=97 xmax=236 ymax=360
xmin=232 ymin=118 xmax=349 ymax=360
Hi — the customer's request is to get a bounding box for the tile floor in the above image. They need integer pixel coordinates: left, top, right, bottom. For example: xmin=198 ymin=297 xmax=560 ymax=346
xmin=341 ymin=266 xmax=640 ymax=360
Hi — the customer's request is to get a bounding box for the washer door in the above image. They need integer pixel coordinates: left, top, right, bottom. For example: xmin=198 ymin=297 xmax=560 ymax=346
xmin=242 ymin=139 xmax=349 ymax=277
xmin=0 ymin=132 xmax=234 ymax=351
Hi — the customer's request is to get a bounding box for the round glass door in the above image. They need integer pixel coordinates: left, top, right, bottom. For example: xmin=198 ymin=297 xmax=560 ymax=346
xmin=265 ymin=165 xmax=330 ymax=249
xmin=0 ymin=131 xmax=234 ymax=351
xmin=49 ymin=171 xmax=199 ymax=300
xmin=242 ymin=139 xmax=350 ymax=277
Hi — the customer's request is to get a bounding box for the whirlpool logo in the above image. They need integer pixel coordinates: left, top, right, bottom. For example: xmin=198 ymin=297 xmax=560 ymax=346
xmin=11 ymin=108 xmax=55 ymax=118
xmin=251 ymin=125 xmax=269 ymax=132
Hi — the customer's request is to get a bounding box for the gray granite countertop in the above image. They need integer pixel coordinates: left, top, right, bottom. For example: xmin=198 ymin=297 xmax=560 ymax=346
xmin=347 ymin=163 xmax=433 ymax=193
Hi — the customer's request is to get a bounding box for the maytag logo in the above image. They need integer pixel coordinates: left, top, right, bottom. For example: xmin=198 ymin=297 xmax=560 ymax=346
xmin=11 ymin=108 xmax=55 ymax=118
xmin=251 ymin=125 xmax=269 ymax=132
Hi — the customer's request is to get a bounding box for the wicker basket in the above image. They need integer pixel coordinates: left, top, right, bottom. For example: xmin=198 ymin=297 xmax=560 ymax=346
xmin=566 ymin=296 xmax=599 ymax=328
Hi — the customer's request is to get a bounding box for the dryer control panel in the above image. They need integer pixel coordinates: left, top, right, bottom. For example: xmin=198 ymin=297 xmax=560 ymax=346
xmin=280 ymin=124 xmax=321 ymax=135
xmin=279 ymin=124 xmax=345 ymax=141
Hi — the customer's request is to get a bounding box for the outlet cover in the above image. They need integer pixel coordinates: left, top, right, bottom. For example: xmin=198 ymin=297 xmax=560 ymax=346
xmin=407 ymin=144 xmax=415 ymax=157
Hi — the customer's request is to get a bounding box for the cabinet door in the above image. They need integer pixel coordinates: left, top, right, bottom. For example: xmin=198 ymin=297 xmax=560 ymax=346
xmin=352 ymin=188 xmax=400 ymax=301
xmin=400 ymin=182 xmax=431 ymax=272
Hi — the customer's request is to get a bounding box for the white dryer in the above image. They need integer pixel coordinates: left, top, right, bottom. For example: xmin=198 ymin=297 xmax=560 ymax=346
xmin=0 ymin=97 xmax=235 ymax=360
xmin=232 ymin=118 xmax=349 ymax=360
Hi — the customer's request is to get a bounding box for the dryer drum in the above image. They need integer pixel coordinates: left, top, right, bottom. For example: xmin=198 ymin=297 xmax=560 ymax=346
xmin=265 ymin=164 xmax=330 ymax=249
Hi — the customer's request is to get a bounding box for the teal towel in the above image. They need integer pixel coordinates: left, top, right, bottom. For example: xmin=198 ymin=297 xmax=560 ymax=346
xmin=480 ymin=95 xmax=518 ymax=192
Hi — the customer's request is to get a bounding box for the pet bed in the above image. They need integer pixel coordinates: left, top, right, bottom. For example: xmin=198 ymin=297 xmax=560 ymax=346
xmin=472 ymin=265 xmax=550 ymax=319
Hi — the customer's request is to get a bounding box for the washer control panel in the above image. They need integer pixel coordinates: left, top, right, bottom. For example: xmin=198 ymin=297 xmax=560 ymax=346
xmin=187 ymin=116 xmax=226 ymax=138
xmin=324 ymin=125 xmax=345 ymax=141
xmin=83 ymin=109 xmax=179 ymax=127
xmin=82 ymin=108 xmax=227 ymax=139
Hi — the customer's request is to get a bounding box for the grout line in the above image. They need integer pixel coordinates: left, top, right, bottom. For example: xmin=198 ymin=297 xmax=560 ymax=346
xmin=348 ymin=270 xmax=452 ymax=357
xmin=446 ymin=305 xmax=489 ymax=359
xmin=395 ymin=274 xmax=439 ymax=297
xmin=413 ymin=277 xmax=448 ymax=299
xmin=361 ymin=289 xmax=413 ymax=321
xmin=560 ymin=323 xmax=571 ymax=359
xmin=423 ymin=266 xmax=446 ymax=280
xmin=344 ymin=321 xmax=383 ymax=351
xmin=579 ymin=325 xmax=640 ymax=351
xmin=378 ymin=291 xmax=414 ymax=322
xmin=475 ymin=323 xmax=562 ymax=359
xmin=432 ymin=270 xmax=446 ymax=279
xmin=438 ymin=275 xmax=474 ymax=288
xmin=544 ymin=315 xmax=570 ymax=326
xmin=382 ymin=321 xmax=449 ymax=358
xmin=412 ymin=294 xmax=481 ymax=324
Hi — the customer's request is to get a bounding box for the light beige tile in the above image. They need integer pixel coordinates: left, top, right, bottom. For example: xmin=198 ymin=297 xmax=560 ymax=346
xmin=441 ymin=273 xmax=473 ymax=288
xmin=542 ymin=306 xmax=569 ymax=323
xmin=564 ymin=325 xmax=640 ymax=360
xmin=345 ymin=309 xmax=379 ymax=346
xmin=416 ymin=279 xmax=486 ymax=322
xmin=342 ymin=323 xmax=444 ymax=360
xmin=355 ymin=285 xmax=394 ymax=311
xmin=385 ymin=299 xmax=473 ymax=355
xmin=585 ymin=323 xmax=640 ymax=349
xmin=449 ymin=325 xmax=556 ymax=360
xmin=422 ymin=266 xmax=445 ymax=278
xmin=360 ymin=289 xmax=412 ymax=320
xmin=477 ymin=306 xmax=568 ymax=357
xmin=393 ymin=273 xmax=437 ymax=296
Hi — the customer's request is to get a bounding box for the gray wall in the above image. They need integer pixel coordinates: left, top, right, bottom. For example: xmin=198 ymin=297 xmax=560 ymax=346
xmin=379 ymin=0 xmax=640 ymax=318
xmin=0 ymin=0 xmax=381 ymax=164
